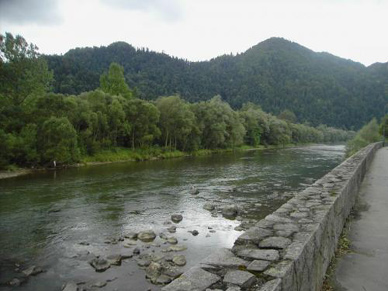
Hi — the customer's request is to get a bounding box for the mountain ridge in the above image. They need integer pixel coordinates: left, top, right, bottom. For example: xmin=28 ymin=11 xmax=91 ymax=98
xmin=45 ymin=37 xmax=388 ymax=129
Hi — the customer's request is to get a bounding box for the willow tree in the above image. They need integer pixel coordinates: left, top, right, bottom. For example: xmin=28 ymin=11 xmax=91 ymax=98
xmin=156 ymin=95 xmax=196 ymax=150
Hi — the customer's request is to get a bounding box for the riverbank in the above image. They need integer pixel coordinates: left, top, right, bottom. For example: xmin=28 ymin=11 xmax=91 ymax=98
xmin=0 ymin=143 xmax=317 ymax=180
xmin=0 ymin=144 xmax=346 ymax=291
xmin=0 ymin=169 xmax=33 ymax=180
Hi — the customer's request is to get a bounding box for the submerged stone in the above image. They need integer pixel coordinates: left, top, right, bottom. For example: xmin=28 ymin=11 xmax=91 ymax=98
xmin=89 ymin=258 xmax=111 ymax=272
xmin=138 ymin=230 xmax=157 ymax=242
xmin=171 ymin=214 xmax=183 ymax=223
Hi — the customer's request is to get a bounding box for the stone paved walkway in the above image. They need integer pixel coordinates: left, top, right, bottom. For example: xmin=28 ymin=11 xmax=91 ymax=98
xmin=334 ymin=146 xmax=388 ymax=291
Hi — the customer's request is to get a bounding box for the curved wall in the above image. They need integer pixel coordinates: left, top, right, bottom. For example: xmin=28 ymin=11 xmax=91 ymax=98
xmin=163 ymin=142 xmax=382 ymax=291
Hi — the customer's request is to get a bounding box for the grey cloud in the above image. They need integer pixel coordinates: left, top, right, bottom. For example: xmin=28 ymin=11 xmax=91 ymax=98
xmin=100 ymin=0 xmax=184 ymax=21
xmin=0 ymin=0 xmax=63 ymax=25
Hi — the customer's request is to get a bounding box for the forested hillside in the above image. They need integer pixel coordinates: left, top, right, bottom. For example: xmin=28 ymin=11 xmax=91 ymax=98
xmin=1 ymin=33 xmax=354 ymax=169
xmin=45 ymin=38 xmax=388 ymax=129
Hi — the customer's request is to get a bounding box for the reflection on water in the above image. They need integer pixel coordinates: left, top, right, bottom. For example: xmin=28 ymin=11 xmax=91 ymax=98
xmin=0 ymin=144 xmax=345 ymax=290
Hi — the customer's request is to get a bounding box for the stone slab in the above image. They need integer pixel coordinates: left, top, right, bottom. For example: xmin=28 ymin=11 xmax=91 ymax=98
xmin=247 ymin=260 xmax=271 ymax=272
xmin=237 ymin=249 xmax=279 ymax=261
xmin=259 ymin=237 xmax=291 ymax=249
xmin=201 ymin=248 xmax=248 ymax=268
xmin=162 ymin=267 xmax=220 ymax=291
xmin=223 ymin=270 xmax=256 ymax=288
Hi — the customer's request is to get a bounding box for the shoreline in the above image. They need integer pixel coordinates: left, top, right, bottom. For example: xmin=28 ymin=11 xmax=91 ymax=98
xmin=0 ymin=143 xmax=331 ymax=180
xmin=0 ymin=169 xmax=33 ymax=180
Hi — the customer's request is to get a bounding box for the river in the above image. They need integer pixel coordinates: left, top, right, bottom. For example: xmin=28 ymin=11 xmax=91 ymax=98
xmin=0 ymin=144 xmax=345 ymax=291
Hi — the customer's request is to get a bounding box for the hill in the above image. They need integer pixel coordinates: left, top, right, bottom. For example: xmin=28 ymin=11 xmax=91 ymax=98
xmin=45 ymin=38 xmax=388 ymax=129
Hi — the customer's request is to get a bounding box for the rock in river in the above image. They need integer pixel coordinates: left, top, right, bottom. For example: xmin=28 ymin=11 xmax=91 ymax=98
xmin=171 ymin=214 xmax=183 ymax=223
xmin=167 ymin=237 xmax=178 ymax=244
xmin=124 ymin=232 xmax=138 ymax=240
xmin=62 ymin=282 xmax=78 ymax=291
xmin=167 ymin=226 xmax=177 ymax=233
xmin=172 ymin=255 xmax=186 ymax=266
xmin=189 ymin=186 xmax=199 ymax=195
xmin=89 ymin=258 xmax=111 ymax=272
xmin=146 ymin=262 xmax=162 ymax=282
xmin=22 ymin=265 xmax=43 ymax=276
xmin=188 ymin=230 xmax=199 ymax=236
xmin=203 ymin=203 xmax=215 ymax=211
xmin=138 ymin=230 xmax=157 ymax=242
xmin=222 ymin=204 xmax=239 ymax=219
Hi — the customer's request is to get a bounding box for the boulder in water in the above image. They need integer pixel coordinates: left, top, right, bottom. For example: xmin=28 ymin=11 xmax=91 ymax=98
xmin=222 ymin=204 xmax=239 ymax=218
xmin=138 ymin=230 xmax=157 ymax=242
xmin=89 ymin=258 xmax=111 ymax=272
xmin=171 ymin=214 xmax=183 ymax=223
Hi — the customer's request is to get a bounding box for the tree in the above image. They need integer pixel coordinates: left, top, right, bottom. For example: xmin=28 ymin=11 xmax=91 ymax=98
xmin=193 ymin=96 xmax=245 ymax=149
xmin=156 ymin=95 xmax=196 ymax=150
xmin=38 ymin=117 xmax=80 ymax=164
xmin=99 ymin=62 xmax=133 ymax=99
xmin=125 ymin=99 xmax=160 ymax=149
xmin=0 ymin=33 xmax=53 ymax=106
xmin=346 ymin=118 xmax=381 ymax=156
xmin=278 ymin=109 xmax=297 ymax=123
xmin=379 ymin=114 xmax=388 ymax=139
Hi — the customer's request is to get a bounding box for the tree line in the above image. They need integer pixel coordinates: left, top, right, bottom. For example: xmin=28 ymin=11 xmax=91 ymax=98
xmin=0 ymin=33 xmax=353 ymax=169
xmin=44 ymin=38 xmax=388 ymax=130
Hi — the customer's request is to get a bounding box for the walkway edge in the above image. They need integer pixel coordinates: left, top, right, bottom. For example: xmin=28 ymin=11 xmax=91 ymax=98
xmin=162 ymin=142 xmax=382 ymax=291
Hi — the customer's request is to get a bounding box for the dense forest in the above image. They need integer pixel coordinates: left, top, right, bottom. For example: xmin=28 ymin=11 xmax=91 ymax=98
xmin=0 ymin=33 xmax=354 ymax=169
xmin=45 ymin=38 xmax=388 ymax=130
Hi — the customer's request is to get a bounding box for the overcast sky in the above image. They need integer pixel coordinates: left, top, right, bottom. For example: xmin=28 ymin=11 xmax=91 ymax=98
xmin=0 ymin=0 xmax=387 ymax=66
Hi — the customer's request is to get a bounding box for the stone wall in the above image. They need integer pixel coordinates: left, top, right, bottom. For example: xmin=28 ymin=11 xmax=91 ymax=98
xmin=162 ymin=142 xmax=382 ymax=291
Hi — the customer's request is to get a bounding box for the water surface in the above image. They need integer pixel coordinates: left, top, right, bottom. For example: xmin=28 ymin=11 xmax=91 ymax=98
xmin=0 ymin=145 xmax=345 ymax=290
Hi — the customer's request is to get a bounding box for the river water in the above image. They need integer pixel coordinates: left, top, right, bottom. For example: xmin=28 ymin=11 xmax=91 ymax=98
xmin=0 ymin=145 xmax=345 ymax=291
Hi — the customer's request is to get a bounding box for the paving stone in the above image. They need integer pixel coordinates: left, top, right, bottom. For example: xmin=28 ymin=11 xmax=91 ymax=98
xmin=161 ymin=267 xmax=220 ymax=291
xmin=256 ymin=278 xmax=282 ymax=291
xmin=275 ymin=230 xmax=295 ymax=237
xmin=265 ymin=214 xmax=293 ymax=223
xmin=237 ymin=249 xmax=279 ymax=261
xmin=264 ymin=260 xmax=294 ymax=278
xmin=235 ymin=227 xmax=273 ymax=245
xmin=255 ymin=220 xmax=276 ymax=229
xmin=273 ymin=223 xmax=299 ymax=232
xmin=260 ymin=237 xmax=291 ymax=249
xmin=290 ymin=212 xmax=309 ymax=218
xmin=284 ymin=241 xmax=305 ymax=260
xmin=201 ymin=248 xmax=248 ymax=268
xmin=223 ymin=270 xmax=256 ymax=288
xmin=246 ymin=260 xmax=271 ymax=272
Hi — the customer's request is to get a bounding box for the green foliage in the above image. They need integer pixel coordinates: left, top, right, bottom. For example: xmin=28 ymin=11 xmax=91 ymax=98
xmin=0 ymin=32 xmax=53 ymax=106
xmin=156 ymin=95 xmax=197 ymax=151
xmin=126 ymin=98 xmax=160 ymax=149
xmin=100 ymin=62 xmax=133 ymax=99
xmin=379 ymin=114 xmax=388 ymax=138
xmin=346 ymin=118 xmax=381 ymax=157
xmin=0 ymin=34 xmax=357 ymax=170
xmin=278 ymin=109 xmax=297 ymax=123
xmin=38 ymin=117 xmax=80 ymax=164
xmin=45 ymin=38 xmax=388 ymax=130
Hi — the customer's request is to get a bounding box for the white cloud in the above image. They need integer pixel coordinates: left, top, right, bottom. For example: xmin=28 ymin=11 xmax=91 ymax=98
xmin=0 ymin=0 xmax=63 ymax=25
xmin=0 ymin=0 xmax=387 ymax=65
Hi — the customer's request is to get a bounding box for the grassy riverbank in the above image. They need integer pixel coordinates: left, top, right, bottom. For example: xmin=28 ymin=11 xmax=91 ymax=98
xmin=0 ymin=143 xmax=315 ymax=180
xmin=80 ymin=143 xmax=307 ymax=164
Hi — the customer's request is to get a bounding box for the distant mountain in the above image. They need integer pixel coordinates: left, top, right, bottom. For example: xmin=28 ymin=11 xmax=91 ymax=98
xmin=45 ymin=38 xmax=388 ymax=129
